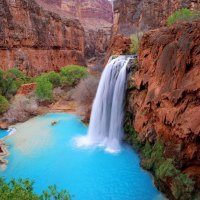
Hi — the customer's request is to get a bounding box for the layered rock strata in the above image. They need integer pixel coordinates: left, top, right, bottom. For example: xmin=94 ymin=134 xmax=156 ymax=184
xmin=113 ymin=0 xmax=200 ymax=35
xmin=0 ymin=0 xmax=85 ymax=75
xmin=126 ymin=21 xmax=200 ymax=199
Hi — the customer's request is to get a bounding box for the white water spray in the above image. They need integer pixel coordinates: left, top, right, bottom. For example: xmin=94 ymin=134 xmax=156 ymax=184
xmin=75 ymin=55 xmax=135 ymax=153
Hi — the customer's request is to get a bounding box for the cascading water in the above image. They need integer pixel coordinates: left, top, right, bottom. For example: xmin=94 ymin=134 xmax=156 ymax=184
xmin=75 ymin=56 xmax=135 ymax=153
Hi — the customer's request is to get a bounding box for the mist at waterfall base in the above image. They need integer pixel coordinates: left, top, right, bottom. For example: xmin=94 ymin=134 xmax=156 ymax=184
xmin=75 ymin=56 xmax=130 ymax=153
xmin=1 ymin=113 xmax=163 ymax=200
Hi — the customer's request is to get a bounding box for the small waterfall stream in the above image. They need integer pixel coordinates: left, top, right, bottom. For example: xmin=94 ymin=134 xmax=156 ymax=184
xmin=76 ymin=56 xmax=135 ymax=153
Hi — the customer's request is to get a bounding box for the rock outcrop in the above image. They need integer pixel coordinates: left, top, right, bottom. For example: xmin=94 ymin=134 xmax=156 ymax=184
xmin=104 ymin=34 xmax=131 ymax=65
xmin=126 ymin=21 xmax=200 ymax=198
xmin=113 ymin=0 xmax=200 ymax=36
xmin=40 ymin=0 xmax=113 ymax=68
xmin=61 ymin=0 xmax=113 ymax=24
xmin=0 ymin=0 xmax=85 ymax=75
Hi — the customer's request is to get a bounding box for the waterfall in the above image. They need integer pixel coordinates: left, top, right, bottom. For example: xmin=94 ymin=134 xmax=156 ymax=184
xmin=75 ymin=55 xmax=135 ymax=153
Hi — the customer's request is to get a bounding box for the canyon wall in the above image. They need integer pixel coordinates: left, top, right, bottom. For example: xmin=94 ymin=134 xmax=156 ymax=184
xmin=40 ymin=0 xmax=113 ymax=67
xmin=113 ymin=0 xmax=200 ymax=36
xmin=126 ymin=21 xmax=200 ymax=198
xmin=0 ymin=0 xmax=85 ymax=75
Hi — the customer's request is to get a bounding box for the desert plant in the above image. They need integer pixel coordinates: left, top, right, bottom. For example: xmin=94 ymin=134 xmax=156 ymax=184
xmin=36 ymin=77 xmax=53 ymax=101
xmin=167 ymin=8 xmax=200 ymax=25
xmin=0 ymin=95 xmax=9 ymax=114
xmin=0 ymin=177 xmax=72 ymax=200
xmin=60 ymin=65 xmax=88 ymax=87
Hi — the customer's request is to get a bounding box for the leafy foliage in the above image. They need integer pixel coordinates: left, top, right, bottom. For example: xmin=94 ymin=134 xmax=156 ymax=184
xmin=0 ymin=178 xmax=72 ymax=200
xmin=0 ymin=95 xmax=9 ymax=114
xmin=167 ymin=8 xmax=200 ymax=25
xmin=0 ymin=68 xmax=28 ymax=98
xmin=36 ymin=77 xmax=53 ymax=101
xmin=155 ymin=159 xmax=179 ymax=180
xmin=60 ymin=65 xmax=88 ymax=87
xmin=171 ymin=174 xmax=195 ymax=199
xmin=124 ymin=115 xmax=142 ymax=151
xmin=129 ymin=32 xmax=143 ymax=54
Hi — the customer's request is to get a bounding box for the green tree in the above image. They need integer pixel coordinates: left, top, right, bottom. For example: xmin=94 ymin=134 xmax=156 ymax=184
xmin=0 ymin=178 xmax=72 ymax=200
xmin=60 ymin=65 xmax=88 ymax=87
xmin=0 ymin=68 xmax=28 ymax=98
xmin=0 ymin=95 xmax=9 ymax=113
xmin=36 ymin=77 xmax=53 ymax=101
xmin=46 ymin=71 xmax=61 ymax=87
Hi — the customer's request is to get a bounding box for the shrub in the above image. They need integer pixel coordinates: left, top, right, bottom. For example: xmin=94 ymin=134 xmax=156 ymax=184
xmin=36 ymin=77 xmax=53 ymax=101
xmin=141 ymin=141 xmax=152 ymax=159
xmin=46 ymin=71 xmax=61 ymax=87
xmin=167 ymin=8 xmax=200 ymax=26
xmin=129 ymin=32 xmax=143 ymax=54
xmin=0 ymin=68 xmax=28 ymax=98
xmin=155 ymin=159 xmax=179 ymax=180
xmin=60 ymin=65 xmax=88 ymax=87
xmin=171 ymin=174 xmax=195 ymax=199
xmin=0 ymin=95 xmax=9 ymax=114
xmin=0 ymin=177 xmax=72 ymax=200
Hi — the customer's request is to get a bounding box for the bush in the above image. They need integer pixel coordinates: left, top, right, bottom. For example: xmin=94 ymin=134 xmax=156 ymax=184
xmin=0 ymin=68 xmax=28 ymax=98
xmin=0 ymin=95 xmax=9 ymax=114
xmin=36 ymin=77 xmax=53 ymax=101
xmin=155 ymin=159 xmax=179 ymax=180
xmin=60 ymin=65 xmax=88 ymax=87
xmin=0 ymin=177 xmax=72 ymax=200
xmin=171 ymin=174 xmax=195 ymax=199
xmin=167 ymin=8 xmax=200 ymax=25
xmin=46 ymin=71 xmax=61 ymax=87
xmin=129 ymin=32 xmax=143 ymax=54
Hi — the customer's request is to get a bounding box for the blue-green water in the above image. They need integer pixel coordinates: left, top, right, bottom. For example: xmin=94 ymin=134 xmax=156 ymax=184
xmin=0 ymin=113 xmax=164 ymax=200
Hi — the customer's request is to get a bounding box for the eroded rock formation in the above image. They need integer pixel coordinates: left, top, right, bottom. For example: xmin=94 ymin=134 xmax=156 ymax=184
xmin=126 ymin=21 xmax=200 ymax=198
xmin=113 ymin=0 xmax=200 ymax=35
xmin=0 ymin=0 xmax=85 ymax=75
xmin=40 ymin=0 xmax=113 ymax=67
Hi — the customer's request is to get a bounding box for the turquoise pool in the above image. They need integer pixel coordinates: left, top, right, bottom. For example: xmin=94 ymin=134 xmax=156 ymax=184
xmin=0 ymin=113 xmax=164 ymax=200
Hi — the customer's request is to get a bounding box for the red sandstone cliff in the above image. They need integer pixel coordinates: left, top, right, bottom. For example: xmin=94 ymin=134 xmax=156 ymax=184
xmin=113 ymin=0 xmax=200 ymax=36
xmin=40 ymin=0 xmax=113 ymax=67
xmin=126 ymin=21 xmax=200 ymax=198
xmin=0 ymin=0 xmax=85 ymax=75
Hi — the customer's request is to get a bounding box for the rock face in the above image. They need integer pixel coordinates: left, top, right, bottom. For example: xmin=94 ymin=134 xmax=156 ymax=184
xmin=61 ymin=0 xmax=113 ymax=24
xmin=0 ymin=0 xmax=85 ymax=75
xmin=104 ymin=34 xmax=131 ymax=65
xmin=113 ymin=0 xmax=200 ymax=35
xmin=17 ymin=83 xmax=36 ymax=95
xmin=127 ymin=21 xmax=200 ymax=198
xmin=40 ymin=0 xmax=113 ymax=67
